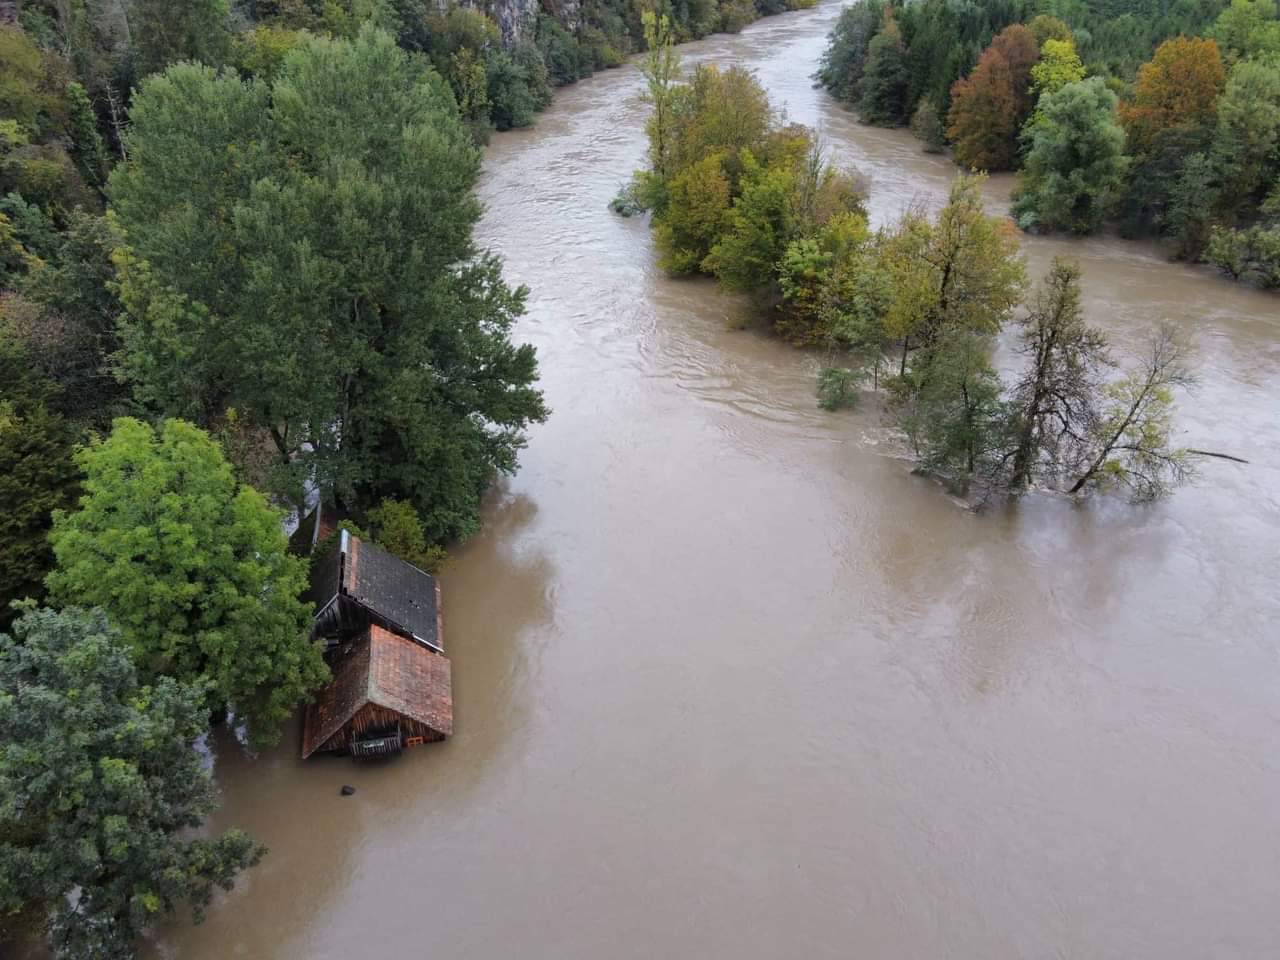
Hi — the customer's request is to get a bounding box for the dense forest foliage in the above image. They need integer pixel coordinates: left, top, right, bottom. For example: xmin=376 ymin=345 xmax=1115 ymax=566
xmin=818 ymin=0 xmax=1280 ymax=286
xmin=627 ymin=23 xmax=1198 ymax=500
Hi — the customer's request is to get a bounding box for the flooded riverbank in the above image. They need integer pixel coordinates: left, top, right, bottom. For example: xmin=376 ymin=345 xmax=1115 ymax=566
xmin=149 ymin=3 xmax=1280 ymax=957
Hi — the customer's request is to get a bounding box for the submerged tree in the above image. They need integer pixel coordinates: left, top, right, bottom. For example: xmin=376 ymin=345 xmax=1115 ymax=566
xmin=1007 ymin=259 xmax=1111 ymax=490
xmin=1068 ymin=325 xmax=1195 ymax=500
xmin=47 ymin=418 xmax=326 ymax=747
xmin=880 ymin=175 xmax=1026 ymax=372
xmin=0 ymin=607 xmax=263 ymax=960
xmin=892 ymin=329 xmax=1010 ymax=478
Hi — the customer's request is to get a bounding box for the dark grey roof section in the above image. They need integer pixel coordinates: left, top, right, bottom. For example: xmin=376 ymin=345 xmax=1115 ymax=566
xmin=346 ymin=536 xmax=441 ymax=651
xmin=307 ymin=531 xmax=443 ymax=653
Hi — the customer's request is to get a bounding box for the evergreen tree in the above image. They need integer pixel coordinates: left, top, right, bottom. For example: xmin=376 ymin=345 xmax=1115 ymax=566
xmin=858 ymin=10 xmax=909 ymax=126
xmin=0 ymin=607 xmax=263 ymax=960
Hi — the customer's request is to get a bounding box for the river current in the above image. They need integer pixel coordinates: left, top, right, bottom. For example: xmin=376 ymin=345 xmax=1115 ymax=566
xmin=151 ymin=3 xmax=1280 ymax=957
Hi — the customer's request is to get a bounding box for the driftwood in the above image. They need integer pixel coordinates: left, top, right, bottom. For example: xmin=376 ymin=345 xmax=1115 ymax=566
xmin=1186 ymin=449 xmax=1250 ymax=464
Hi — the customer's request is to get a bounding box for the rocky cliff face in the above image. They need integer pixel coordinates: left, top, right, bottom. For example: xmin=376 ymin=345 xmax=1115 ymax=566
xmin=478 ymin=0 xmax=581 ymax=45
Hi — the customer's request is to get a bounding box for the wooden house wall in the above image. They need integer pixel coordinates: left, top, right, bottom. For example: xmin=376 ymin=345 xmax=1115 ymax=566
xmin=315 ymin=703 xmax=447 ymax=755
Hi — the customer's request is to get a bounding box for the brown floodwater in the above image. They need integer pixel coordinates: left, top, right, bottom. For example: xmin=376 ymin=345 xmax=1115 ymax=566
xmin=140 ymin=4 xmax=1280 ymax=958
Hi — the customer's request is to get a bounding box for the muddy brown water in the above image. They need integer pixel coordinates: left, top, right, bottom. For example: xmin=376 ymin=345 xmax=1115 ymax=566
xmin=128 ymin=4 xmax=1280 ymax=958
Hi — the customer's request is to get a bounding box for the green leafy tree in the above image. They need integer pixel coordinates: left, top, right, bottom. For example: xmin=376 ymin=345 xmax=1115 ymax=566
xmin=47 ymin=418 xmax=327 ymax=748
xmin=367 ymin=498 xmax=446 ymax=573
xmin=1014 ymin=77 xmax=1128 ymax=234
xmin=892 ymin=329 xmax=1010 ymax=479
xmin=16 ymin=210 xmax=124 ymax=428
xmin=1210 ymin=59 xmax=1280 ymax=217
xmin=0 ymin=606 xmax=264 ymax=960
xmin=817 ymin=0 xmax=885 ymax=103
xmin=0 ymin=353 xmax=79 ymax=630
xmin=1211 ymin=0 xmax=1280 ymax=62
xmin=108 ymin=27 xmax=547 ymax=544
xmin=640 ymin=10 xmax=681 ymax=183
xmin=910 ymin=95 xmax=945 ymax=153
xmin=654 ymin=151 xmax=732 ymax=273
xmin=704 ymin=150 xmax=799 ymax=291
xmin=1030 ymin=38 xmax=1085 ymax=99
xmin=130 ymin=0 xmax=232 ymax=75
xmin=858 ymin=9 xmax=909 ymax=126
xmin=880 ymin=175 xmax=1026 ymax=371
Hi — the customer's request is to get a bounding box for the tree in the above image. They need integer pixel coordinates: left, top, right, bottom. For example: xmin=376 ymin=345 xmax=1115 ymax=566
xmin=1068 ymin=325 xmax=1195 ymax=500
xmin=892 ymin=329 xmax=1010 ymax=479
xmin=818 ymin=0 xmax=885 ymax=103
xmin=910 ymin=95 xmax=945 ymax=152
xmin=1028 ymin=14 xmax=1073 ymax=47
xmin=0 ymin=607 xmax=263 ymax=960
xmin=108 ymin=27 xmax=547 ymax=543
xmin=1007 ymin=259 xmax=1110 ymax=491
xmin=0 ymin=353 xmax=79 ymax=630
xmin=1211 ymin=0 xmax=1280 ymax=62
xmin=1030 ymin=38 xmax=1085 ymax=99
xmin=46 ymin=418 xmax=327 ymax=748
xmin=1119 ymin=37 xmax=1225 ymax=153
xmin=704 ymin=150 xmax=798 ymax=291
xmin=858 ymin=9 xmax=909 ymax=126
xmin=654 ymin=151 xmax=732 ymax=273
xmin=880 ymin=175 xmax=1026 ymax=371
xmin=130 ymin=0 xmax=232 ymax=75
xmin=15 ymin=211 xmax=124 ymax=429
xmin=640 ymin=11 xmax=681 ymax=183
xmin=1210 ymin=59 xmax=1280 ymax=217
xmin=1206 ymin=222 xmax=1280 ymax=287
xmin=366 ymin=498 xmax=446 ymax=573
xmin=1013 ymin=78 xmax=1128 ymax=234
xmin=946 ymin=25 xmax=1041 ymax=171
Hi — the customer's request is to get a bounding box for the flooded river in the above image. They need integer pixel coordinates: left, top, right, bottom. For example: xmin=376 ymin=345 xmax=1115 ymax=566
xmin=152 ymin=3 xmax=1280 ymax=957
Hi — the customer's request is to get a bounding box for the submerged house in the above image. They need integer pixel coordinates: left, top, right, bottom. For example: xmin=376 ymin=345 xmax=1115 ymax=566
xmin=301 ymin=624 xmax=453 ymax=759
xmin=301 ymin=529 xmax=453 ymax=760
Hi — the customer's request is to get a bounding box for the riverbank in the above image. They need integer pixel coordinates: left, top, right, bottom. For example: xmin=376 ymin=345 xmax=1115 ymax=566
xmin=147 ymin=3 xmax=1280 ymax=957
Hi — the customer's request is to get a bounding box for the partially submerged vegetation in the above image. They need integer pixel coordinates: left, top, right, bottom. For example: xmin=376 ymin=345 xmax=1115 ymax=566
xmin=2 ymin=7 xmax=557 ymax=956
xmin=624 ymin=32 xmax=1200 ymax=501
xmin=817 ymin=0 xmax=1280 ymax=287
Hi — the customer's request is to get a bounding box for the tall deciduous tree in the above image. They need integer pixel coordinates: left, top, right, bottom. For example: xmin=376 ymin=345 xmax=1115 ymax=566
xmin=47 ymin=418 xmax=326 ymax=747
xmin=1069 ymin=325 xmax=1195 ymax=500
xmin=108 ymin=27 xmax=547 ymax=543
xmin=1014 ymin=77 xmax=1128 ymax=234
xmin=881 ymin=175 xmax=1026 ymax=371
xmin=1029 ymin=38 xmax=1085 ymax=99
xmin=1007 ymin=259 xmax=1110 ymax=490
xmin=946 ymin=24 xmax=1041 ymax=171
xmin=1119 ymin=37 xmax=1226 ymax=152
xmin=0 ymin=607 xmax=263 ymax=960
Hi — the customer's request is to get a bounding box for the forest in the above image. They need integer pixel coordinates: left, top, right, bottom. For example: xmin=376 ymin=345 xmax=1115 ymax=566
xmin=0 ymin=0 xmax=826 ymax=955
xmin=625 ymin=17 xmax=1202 ymax=500
xmin=817 ymin=0 xmax=1280 ymax=286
